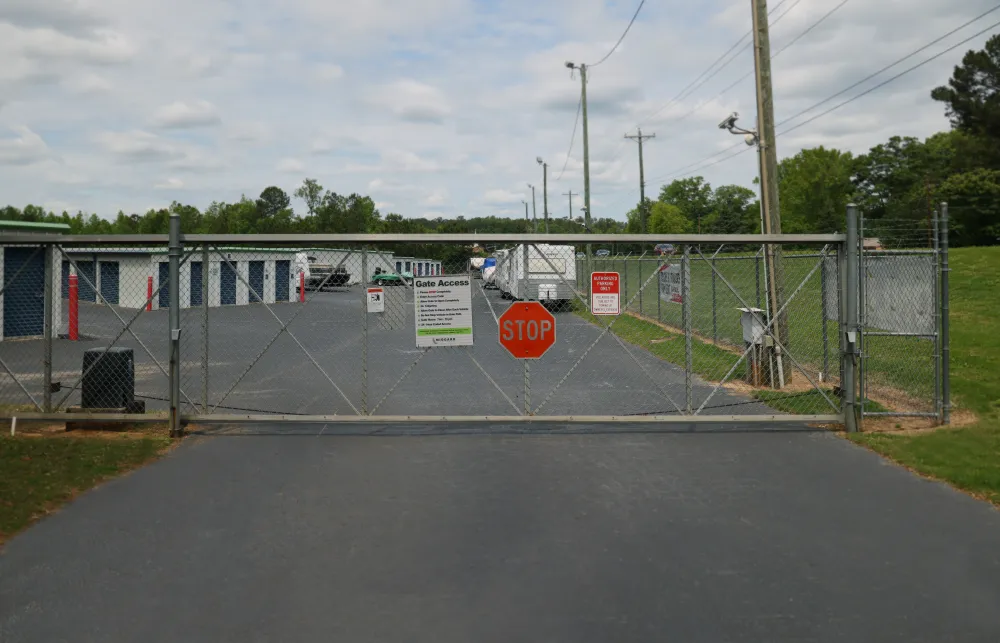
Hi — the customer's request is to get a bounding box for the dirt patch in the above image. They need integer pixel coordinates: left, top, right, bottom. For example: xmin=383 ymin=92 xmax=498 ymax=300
xmin=859 ymin=409 xmax=978 ymax=434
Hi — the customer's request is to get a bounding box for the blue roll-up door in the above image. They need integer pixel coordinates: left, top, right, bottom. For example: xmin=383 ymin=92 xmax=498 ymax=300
xmin=61 ymin=260 xmax=69 ymax=298
xmin=190 ymin=261 xmax=203 ymax=306
xmin=77 ymin=261 xmax=96 ymax=302
xmin=274 ymin=260 xmax=290 ymax=302
xmin=3 ymin=247 xmax=45 ymax=338
xmin=99 ymin=262 xmax=119 ymax=305
xmin=220 ymin=261 xmax=237 ymax=305
xmin=158 ymin=262 xmax=169 ymax=308
xmin=248 ymin=261 xmax=264 ymax=303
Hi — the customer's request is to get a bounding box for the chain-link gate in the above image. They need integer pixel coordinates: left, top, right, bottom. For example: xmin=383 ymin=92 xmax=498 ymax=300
xmin=0 ymin=206 xmax=948 ymax=433
xmin=858 ymin=203 xmax=950 ymax=423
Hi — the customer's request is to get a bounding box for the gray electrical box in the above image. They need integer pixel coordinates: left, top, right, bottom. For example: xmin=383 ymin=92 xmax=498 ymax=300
xmin=738 ymin=307 xmax=766 ymax=345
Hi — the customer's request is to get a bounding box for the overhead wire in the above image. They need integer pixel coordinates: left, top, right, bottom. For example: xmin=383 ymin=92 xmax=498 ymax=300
xmin=587 ymin=0 xmax=647 ymax=68
xmin=554 ymin=94 xmax=583 ymax=181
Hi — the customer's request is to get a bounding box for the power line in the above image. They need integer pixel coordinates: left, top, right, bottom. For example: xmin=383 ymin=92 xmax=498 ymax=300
xmin=588 ymin=0 xmax=647 ymax=68
xmin=777 ymin=3 xmax=1000 ymax=129
xmin=637 ymin=0 xmax=799 ymax=127
xmin=554 ymin=94 xmax=583 ymax=181
xmin=772 ymin=0 xmax=849 ymax=58
xmin=778 ymin=17 xmax=1000 ymax=137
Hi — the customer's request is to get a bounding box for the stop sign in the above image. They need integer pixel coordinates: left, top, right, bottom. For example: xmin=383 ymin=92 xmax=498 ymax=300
xmin=498 ymin=301 xmax=557 ymax=359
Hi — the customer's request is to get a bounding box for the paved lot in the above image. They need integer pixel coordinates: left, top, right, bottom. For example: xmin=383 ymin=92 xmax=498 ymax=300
xmin=2 ymin=427 xmax=1000 ymax=642
xmin=1 ymin=282 xmax=779 ymax=417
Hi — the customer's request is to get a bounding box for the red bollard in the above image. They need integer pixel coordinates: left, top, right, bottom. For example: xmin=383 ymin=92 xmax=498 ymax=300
xmin=68 ymin=274 xmax=79 ymax=341
xmin=146 ymin=276 xmax=153 ymax=312
xmin=299 ymin=272 xmax=305 ymax=302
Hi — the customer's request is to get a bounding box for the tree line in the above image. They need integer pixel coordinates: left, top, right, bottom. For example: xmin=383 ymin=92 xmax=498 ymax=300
xmin=3 ymin=35 xmax=999 ymax=249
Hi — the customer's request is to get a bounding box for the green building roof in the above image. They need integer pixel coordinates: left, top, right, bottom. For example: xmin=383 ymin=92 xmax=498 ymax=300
xmin=0 ymin=220 xmax=71 ymax=232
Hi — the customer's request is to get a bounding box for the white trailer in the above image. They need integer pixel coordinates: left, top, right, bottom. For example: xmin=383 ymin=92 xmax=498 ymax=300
xmin=496 ymin=244 xmax=576 ymax=304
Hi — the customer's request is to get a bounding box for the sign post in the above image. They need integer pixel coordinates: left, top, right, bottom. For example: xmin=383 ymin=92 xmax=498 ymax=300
xmin=498 ymin=302 xmax=556 ymax=359
xmin=414 ymin=276 xmax=474 ymax=347
xmin=591 ymin=271 xmax=620 ymax=315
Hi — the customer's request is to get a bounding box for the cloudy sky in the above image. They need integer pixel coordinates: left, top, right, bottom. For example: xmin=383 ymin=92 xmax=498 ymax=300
xmin=0 ymin=0 xmax=996 ymax=222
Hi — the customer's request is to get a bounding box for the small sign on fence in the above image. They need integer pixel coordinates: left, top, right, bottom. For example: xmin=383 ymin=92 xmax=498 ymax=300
xmin=658 ymin=263 xmax=684 ymax=304
xmin=591 ymin=271 xmax=620 ymax=315
xmin=366 ymin=287 xmax=384 ymax=313
xmin=414 ymin=276 xmax=474 ymax=348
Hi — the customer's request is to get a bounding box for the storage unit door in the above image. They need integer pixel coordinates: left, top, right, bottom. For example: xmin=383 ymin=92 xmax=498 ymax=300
xmin=99 ymin=262 xmax=119 ymax=305
xmin=3 ymin=247 xmax=45 ymax=338
xmin=220 ymin=261 xmax=237 ymax=305
xmin=77 ymin=261 xmax=96 ymax=302
xmin=249 ymin=261 xmax=264 ymax=303
xmin=61 ymin=260 xmax=70 ymax=298
xmin=274 ymin=260 xmax=290 ymax=302
xmin=190 ymin=261 xmax=203 ymax=306
xmin=158 ymin=262 xmax=170 ymax=308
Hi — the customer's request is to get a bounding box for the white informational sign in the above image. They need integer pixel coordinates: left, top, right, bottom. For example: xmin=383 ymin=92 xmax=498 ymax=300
xmin=366 ymin=287 xmax=385 ymax=313
xmin=414 ymin=276 xmax=474 ymax=348
xmin=658 ymin=263 xmax=685 ymax=304
xmin=591 ymin=271 xmax=621 ymax=315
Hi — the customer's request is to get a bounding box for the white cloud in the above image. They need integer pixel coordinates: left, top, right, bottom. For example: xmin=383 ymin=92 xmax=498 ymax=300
xmin=276 ymin=158 xmax=305 ymax=173
xmin=151 ymin=100 xmax=221 ymax=129
xmin=0 ymin=0 xmax=991 ymax=220
xmin=0 ymin=126 xmax=50 ymax=165
xmin=482 ymin=188 xmax=523 ymax=205
xmin=155 ymin=177 xmax=184 ymax=189
xmin=315 ymin=63 xmax=344 ymax=81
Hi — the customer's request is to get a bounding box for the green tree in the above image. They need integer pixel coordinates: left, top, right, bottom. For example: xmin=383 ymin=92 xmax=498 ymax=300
xmin=647 ymin=202 xmax=691 ymax=234
xmin=256 ymin=186 xmax=290 ymax=220
xmin=708 ymin=185 xmax=758 ymax=234
xmin=294 ymin=178 xmax=324 ymax=217
xmin=931 ymin=34 xmax=1000 ymax=163
xmin=776 ymin=146 xmax=855 ymax=233
xmin=937 ymin=168 xmax=1000 ymax=246
xmin=659 ymin=177 xmax=714 ymax=232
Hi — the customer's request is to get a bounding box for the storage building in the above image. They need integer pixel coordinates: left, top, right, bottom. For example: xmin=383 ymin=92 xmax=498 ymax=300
xmin=0 ymin=220 xmax=68 ymax=341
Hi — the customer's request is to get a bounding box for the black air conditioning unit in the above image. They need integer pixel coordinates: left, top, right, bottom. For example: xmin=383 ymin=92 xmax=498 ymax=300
xmin=81 ymin=347 xmax=136 ymax=409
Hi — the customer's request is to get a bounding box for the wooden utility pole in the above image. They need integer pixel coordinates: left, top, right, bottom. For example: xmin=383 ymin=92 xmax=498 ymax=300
xmin=751 ymin=0 xmax=788 ymax=386
xmin=625 ymin=128 xmax=655 ymax=233
xmin=563 ymin=190 xmax=576 ymax=221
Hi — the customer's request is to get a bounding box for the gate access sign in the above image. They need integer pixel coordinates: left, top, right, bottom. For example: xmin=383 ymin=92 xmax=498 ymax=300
xmin=498 ymin=301 xmax=556 ymax=359
xmin=414 ymin=276 xmax=474 ymax=347
xmin=591 ymin=271 xmax=620 ymax=315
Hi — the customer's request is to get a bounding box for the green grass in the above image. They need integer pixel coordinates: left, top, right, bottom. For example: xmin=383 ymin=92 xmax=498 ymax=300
xmin=0 ymin=435 xmax=171 ymax=544
xmin=850 ymin=421 xmax=1000 ymax=505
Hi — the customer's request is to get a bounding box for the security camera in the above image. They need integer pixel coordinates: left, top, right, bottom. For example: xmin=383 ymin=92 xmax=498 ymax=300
xmin=744 ymin=133 xmax=757 ymax=147
xmin=565 ymin=61 xmax=575 ymax=69
xmin=536 ymin=157 xmax=543 ymax=165
xmin=580 ymin=205 xmax=588 ymax=213
xmin=718 ymin=112 xmax=739 ymax=130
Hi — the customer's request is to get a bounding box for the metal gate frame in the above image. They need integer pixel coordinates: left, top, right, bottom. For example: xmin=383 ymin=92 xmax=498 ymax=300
xmin=2 ymin=216 xmax=867 ymax=435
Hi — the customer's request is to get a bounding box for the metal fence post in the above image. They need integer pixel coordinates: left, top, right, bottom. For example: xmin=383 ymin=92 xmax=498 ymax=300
xmin=623 ymin=255 xmax=629 ymax=312
xmin=201 ymin=243 xmax=209 ymax=413
xmin=940 ymin=202 xmax=951 ymax=425
xmin=932 ymin=207 xmax=941 ymax=423
xmin=683 ymin=245 xmax=692 ymax=414
xmin=821 ymin=253 xmax=829 ymax=381
xmin=43 ymin=243 xmax=54 ymax=412
xmin=843 ymin=204 xmax=860 ymax=433
xmin=657 ymin=258 xmax=662 ymax=323
xmin=711 ymin=256 xmax=717 ymax=344
xmin=361 ymin=247 xmax=369 ymax=415
xmin=858 ymin=208 xmax=867 ymax=416
xmin=755 ymin=251 xmax=762 ymax=310
xmin=168 ymin=212 xmax=182 ymax=437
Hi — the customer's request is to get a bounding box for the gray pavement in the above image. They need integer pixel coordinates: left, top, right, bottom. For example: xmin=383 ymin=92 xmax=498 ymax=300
xmin=2 ymin=428 xmax=1000 ymax=642
xmin=2 ymin=281 xmax=781 ymax=418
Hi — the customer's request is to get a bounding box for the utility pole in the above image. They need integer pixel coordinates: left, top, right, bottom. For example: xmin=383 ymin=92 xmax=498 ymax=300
xmin=563 ymin=190 xmax=576 ymax=221
xmin=566 ymin=61 xmax=592 ymax=271
xmin=750 ymin=0 xmax=788 ymax=385
xmin=522 ymin=200 xmax=530 ymax=231
xmin=528 ymin=184 xmax=538 ymax=233
xmin=625 ymin=128 xmax=655 ymax=233
xmin=537 ymin=158 xmax=549 ymax=233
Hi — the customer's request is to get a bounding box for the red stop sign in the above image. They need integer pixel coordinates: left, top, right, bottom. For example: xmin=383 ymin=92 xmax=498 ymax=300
xmin=498 ymin=301 xmax=557 ymax=359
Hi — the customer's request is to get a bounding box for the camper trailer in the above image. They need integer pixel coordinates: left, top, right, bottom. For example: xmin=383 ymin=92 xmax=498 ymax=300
xmin=494 ymin=244 xmax=576 ymax=306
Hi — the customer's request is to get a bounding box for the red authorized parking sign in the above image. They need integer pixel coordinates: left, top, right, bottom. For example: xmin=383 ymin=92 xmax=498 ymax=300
xmin=591 ymin=271 xmax=620 ymax=315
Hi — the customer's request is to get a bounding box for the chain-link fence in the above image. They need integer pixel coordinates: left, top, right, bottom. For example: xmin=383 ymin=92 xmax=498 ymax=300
xmin=858 ymin=208 xmax=948 ymax=420
xmin=0 ymin=208 xmax=948 ymax=433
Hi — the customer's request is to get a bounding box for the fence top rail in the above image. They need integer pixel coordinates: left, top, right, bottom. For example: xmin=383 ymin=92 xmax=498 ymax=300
xmin=0 ymin=232 xmax=846 ymax=246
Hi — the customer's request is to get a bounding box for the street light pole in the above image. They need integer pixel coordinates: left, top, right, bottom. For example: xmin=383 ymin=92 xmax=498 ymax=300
xmin=528 ymin=184 xmax=538 ymax=233
xmin=522 ymin=200 xmax=530 ymax=231
xmin=537 ymin=157 xmax=549 ymax=233
xmin=566 ymin=61 xmax=592 ymax=275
